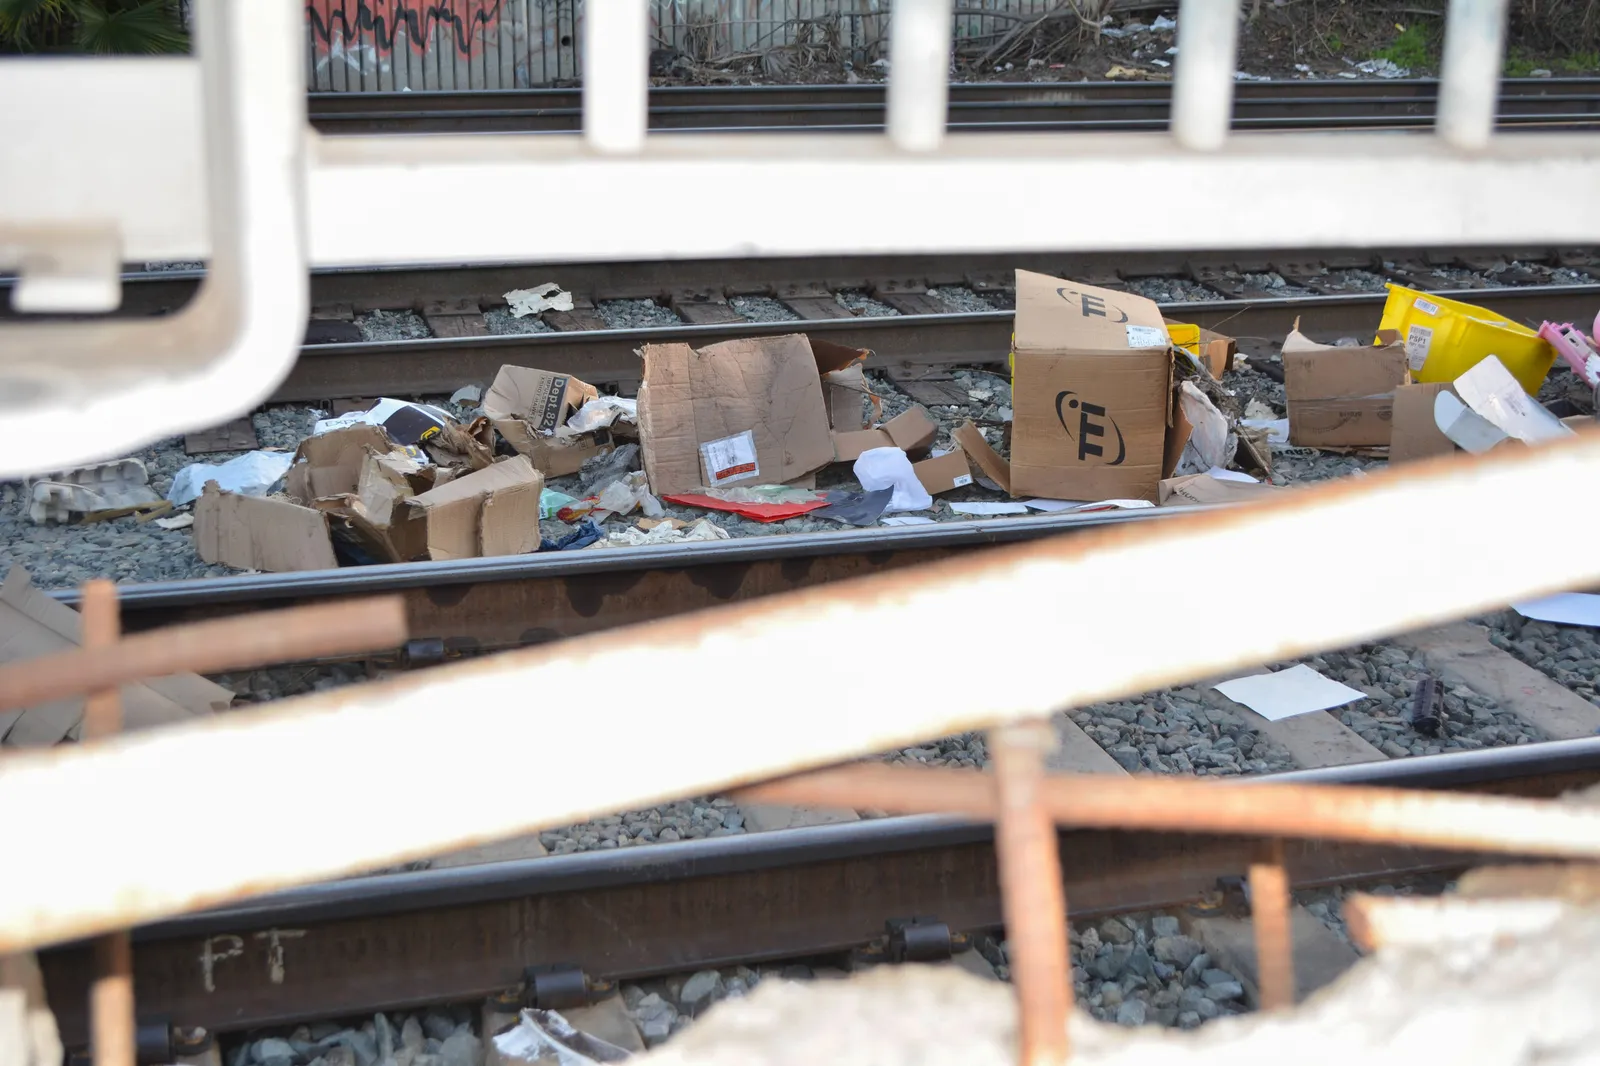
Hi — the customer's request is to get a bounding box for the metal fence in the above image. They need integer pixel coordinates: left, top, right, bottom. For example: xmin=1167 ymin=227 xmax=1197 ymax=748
xmin=303 ymin=0 xmax=1067 ymax=91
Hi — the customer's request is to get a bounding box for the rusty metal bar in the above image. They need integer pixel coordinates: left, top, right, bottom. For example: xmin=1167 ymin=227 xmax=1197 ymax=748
xmin=736 ymin=764 xmax=1600 ymax=860
xmin=0 ymin=597 xmax=408 ymax=714
xmin=990 ymin=721 xmax=1070 ymax=1066
xmin=7 ymin=438 xmax=1600 ymax=954
xmin=80 ymin=582 xmax=134 ymax=1066
xmin=1247 ymin=839 xmax=1293 ymax=1011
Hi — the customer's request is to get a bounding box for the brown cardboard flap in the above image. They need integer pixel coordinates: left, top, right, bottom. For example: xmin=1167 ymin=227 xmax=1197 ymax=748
xmin=832 ymin=428 xmax=895 ymax=463
xmin=1015 ymin=270 xmax=1169 ymax=355
xmin=808 ymin=337 xmax=871 ymax=376
xmin=194 ymin=484 xmax=340 ymax=573
xmin=952 ymin=421 xmax=1012 ymax=493
xmin=1390 ymin=382 xmax=1460 ymax=465
xmin=913 ymin=450 xmax=975 ymax=495
xmin=638 ymin=334 xmax=834 ymax=496
xmin=285 ymin=425 xmax=390 ymax=504
xmin=483 ymin=365 xmax=597 ymax=431
xmin=823 ymin=364 xmax=870 ymax=431
xmin=1162 ymin=387 xmax=1192 ymax=479
xmin=882 ymin=406 xmax=938 ymax=454
xmin=1158 ymin=473 xmax=1277 ymax=506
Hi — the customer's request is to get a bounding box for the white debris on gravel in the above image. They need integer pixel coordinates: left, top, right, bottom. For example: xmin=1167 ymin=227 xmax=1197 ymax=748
xmin=484 ymin=306 xmax=556 ymax=334
xmin=356 ymin=309 xmax=433 ymax=341
xmin=598 ymin=298 xmax=682 ymax=329
xmin=929 ymin=286 xmax=997 ymax=312
xmin=730 ymin=295 xmax=802 ymax=322
xmin=835 ymin=290 xmax=900 ymax=316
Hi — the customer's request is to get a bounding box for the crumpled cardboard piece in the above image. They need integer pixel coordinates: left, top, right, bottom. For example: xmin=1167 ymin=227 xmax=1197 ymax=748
xmin=0 ymin=565 xmax=233 ymax=747
xmin=404 ymin=455 xmax=545 ymax=561
xmin=484 ymin=365 xmax=610 ymax=476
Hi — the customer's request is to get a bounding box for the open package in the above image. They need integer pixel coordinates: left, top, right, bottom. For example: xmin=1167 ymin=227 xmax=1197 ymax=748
xmin=947 ymin=271 xmax=1188 ymax=504
xmin=194 ymin=425 xmax=544 ymax=572
xmin=485 ymin=366 xmax=617 ymax=477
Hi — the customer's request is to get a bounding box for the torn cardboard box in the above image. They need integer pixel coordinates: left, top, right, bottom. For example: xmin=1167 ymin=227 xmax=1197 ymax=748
xmin=831 ymin=405 xmax=940 ymax=463
xmin=1282 ymin=325 xmax=1408 ymax=448
xmin=485 ymin=365 xmax=610 ymax=477
xmin=955 ymin=272 xmax=1181 ymax=503
xmin=404 ymin=455 xmax=544 ymax=561
xmin=1167 ymin=321 xmax=1237 ymax=378
xmin=195 ymin=486 xmax=341 ymax=572
xmin=824 ymin=362 xmax=873 ymax=432
xmin=0 ymin=565 xmax=233 ymax=747
xmin=638 ymin=334 xmax=866 ymax=496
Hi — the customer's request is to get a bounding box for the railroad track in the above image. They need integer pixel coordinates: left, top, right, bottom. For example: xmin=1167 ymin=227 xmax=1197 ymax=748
xmin=7 ymin=249 xmax=1597 ymax=401
xmin=306 ymin=77 xmax=1600 ymax=134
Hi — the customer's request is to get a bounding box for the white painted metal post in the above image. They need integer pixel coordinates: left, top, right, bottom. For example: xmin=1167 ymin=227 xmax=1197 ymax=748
xmin=1437 ymin=0 xmax=1510 ymax=150
xmin=1170 ymin=0 xmax=1241 ymax=151
xmin=583 ymin=0 xmax=651 ymax=154
xmin=887 ymin=0 xmax=955 ymax=152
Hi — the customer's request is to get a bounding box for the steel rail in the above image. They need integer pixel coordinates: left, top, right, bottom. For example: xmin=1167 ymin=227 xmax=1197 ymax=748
xmin=34 ymin=738 xmax=1600 ymax=1044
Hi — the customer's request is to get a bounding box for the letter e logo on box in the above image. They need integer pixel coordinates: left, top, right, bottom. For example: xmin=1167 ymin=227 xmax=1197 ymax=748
xmin=1055 ymin=390 xmax=1126 ymax=465
xmin=1055 ymin=287 xmax=1129 ymax=324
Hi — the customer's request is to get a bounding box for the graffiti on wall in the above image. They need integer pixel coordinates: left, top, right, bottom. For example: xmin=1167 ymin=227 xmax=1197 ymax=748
xmin=306 ymin=0 xmax=505 ymax=58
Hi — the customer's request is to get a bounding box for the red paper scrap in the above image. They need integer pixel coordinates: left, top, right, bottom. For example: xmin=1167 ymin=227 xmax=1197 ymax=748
xmin=662 ymin=493 xmax=829 ymax=523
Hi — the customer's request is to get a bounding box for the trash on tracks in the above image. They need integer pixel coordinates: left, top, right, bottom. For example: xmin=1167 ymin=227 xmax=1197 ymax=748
xmin=494 ymin=1008 xmax=631 ymax=1065
xmin=1282 ymin=322 xmax=1408 ymax=450
xmin=485 ymin=365 xmax=614 ymax=477
xmin=167 ymin=449 xmax=295 ymax=507
xmin=28 ymin=457 xmax=165 ymax=524
xmin=1379 ymin=283 xmax=1557 ymax=394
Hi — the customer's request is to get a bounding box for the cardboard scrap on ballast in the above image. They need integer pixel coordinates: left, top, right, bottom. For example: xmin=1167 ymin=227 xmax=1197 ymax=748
xmin=637 ymin=334 xmax=866 ymax=496
xmin=484 ymin=365 xmax=612 ymax=477
xmin=1158 ymin=472 xmax=1278 ymax=506
xmin=0 ymin=566 xmax=233 ymax=747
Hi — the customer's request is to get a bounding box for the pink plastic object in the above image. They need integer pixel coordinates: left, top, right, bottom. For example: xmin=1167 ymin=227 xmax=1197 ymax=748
xmin=1539 ymin=321 xmax=1600 ymax=385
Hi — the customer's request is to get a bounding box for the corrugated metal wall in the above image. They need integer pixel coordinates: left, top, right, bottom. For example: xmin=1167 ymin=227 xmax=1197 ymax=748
xmin=304 ymin=0 xmax=1058 ymax=91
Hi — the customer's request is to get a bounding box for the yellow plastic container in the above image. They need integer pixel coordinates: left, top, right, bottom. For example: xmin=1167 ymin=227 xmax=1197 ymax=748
xmin=1166 ymin=321 xmax=1201 ymax=359
xmin=1377 ymin=284 xmax=1556 ymax=395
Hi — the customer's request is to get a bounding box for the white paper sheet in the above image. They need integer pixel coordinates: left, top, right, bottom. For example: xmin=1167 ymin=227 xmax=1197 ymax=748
xmin=1022 ymin=499 xmax=1082 ymax=512
xmin=1206 ymin=467 xmax=1258 ymax=483
xmin=1514 ymin=593 xmax=1600 ymax=628
xmin=948 ymin=501 xmax=1030 ymax=515
xmin=1453 ymin=355 xmax=1574 ymax=446
xmin=1024 ymin=499 xmax=1153 ymax=513
xmin=881 ymin=515 xmax=937 ymax=526
xmin=1434 ymin=391 xmax=1507 ymax=454
xmin=1241 ymin=417 xmax=1290 ymax=444
xmin=1212 ymin=664 xmax=1366 ymax=721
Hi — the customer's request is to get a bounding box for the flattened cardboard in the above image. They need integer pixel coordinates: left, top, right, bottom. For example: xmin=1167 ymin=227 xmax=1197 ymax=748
xmin=952 ymin=421 xmax=1012 ymax=493
xmin=406 ymin=455 xmax=544 ymax=561
xmin=1158 ymin=473 xmax=1277 ymax=506
xmin=1010 ymin=271 xmax=1176 ymax=502
xmin=285 ymin=425 xmax=390 ymax=504
xmin=484 ymin=365 xmax=609 ymax=475
xmin=195 ymin=483 xmax=340 ymax=573
xmin=1282 ymin=327 xmax=1408 ymax=448
xmin=1389 ymin=381 xmax=1460 ymax=465
xmin=882 ymin=406 xmax=938 ymax=455
xmin=913 ymin=450 xmax=975 ymax=495
xmin=833 ymin=428 xmax=893 ymax=462
xmin=638 ymin=335 xmax=836 ymax=496
xmin=0 ymin=566 xmax=232 ymax=747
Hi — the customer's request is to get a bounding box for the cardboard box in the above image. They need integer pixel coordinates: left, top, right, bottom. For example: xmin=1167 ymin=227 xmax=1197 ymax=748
xmin=823 ymin=362 xmax=871 ymax=431
xmin=638 ymin=334 xmax=864 ymax=495
xmin=913 ymin=450 xmax=975 ymax=495
xmin=195 ymin=486 xmax=341 ymax=572
xmin=981 ymin=271 xmax=1179 ymax=502
xmin=1158 ymin=473 xmax=1276 ymax=506
xmin=830 ymin=405 xmax=940 ymax=463
xmin=1282 ymin=327 xmax=1408 ymax=448
xmin=1389 ymin=381 xmax=1460 ymax=465
xmin=403 ymin=455 xmax=544 ymax=561
xmin=484 ymin=365 xmax=609 ymax=477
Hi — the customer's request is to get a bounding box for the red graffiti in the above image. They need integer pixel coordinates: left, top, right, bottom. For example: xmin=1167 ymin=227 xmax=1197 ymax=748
xmin=307 ymin=0 xmax=503 ymax=57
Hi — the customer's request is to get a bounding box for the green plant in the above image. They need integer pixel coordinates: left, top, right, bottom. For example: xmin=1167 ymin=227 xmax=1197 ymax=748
xmin=1322 ymin=32 xmax=1343 ymax=52
xmin=0 ymin=0 xmax=186 ymax=54
xmin=1376 ymin=24 xmax=1432 ymax=70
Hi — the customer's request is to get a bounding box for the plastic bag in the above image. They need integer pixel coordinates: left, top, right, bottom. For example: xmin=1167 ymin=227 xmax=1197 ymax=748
xmin=567 ymin=396 xmax=638 ymax=434
xmin=168 ymin=450 xmax=296 ymax=506
xmin=1175 ymin=382 xmax=1234 ymax=476
xmin=853 ymin=447 xmax=932 ymax=512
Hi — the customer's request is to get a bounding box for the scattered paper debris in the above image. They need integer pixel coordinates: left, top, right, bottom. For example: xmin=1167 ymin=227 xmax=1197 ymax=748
xmin=881 ymin=516 xmax=937 ymax=527
xmin=1213 ymin=664 xmax=1366 ymax=721
xmin=590 ymin=517 xmax=729 ymax=549
xmin=313 ymin=397 xmax=454 ymax=445
xmin=1022 ymin=499 xmax=1154 ymax=513
xmin=493 ymin=1008 xmax=631 ymax=1065
xmin=1452 ymin=355 xmax=1574 ymax=447
xmin=1205 ymin=467 xmax=1258 ymax=484
xmin=814 ymin=488 xmax=894 ymax=527
xmin=1241 ymin=417 xmax=1290 ymax=444
xmin=568 ymin=396 xmax=638 ymax=434
xmin=504 ymin=282 xmax=574 ymax=318
xmin=449 ymin=384 xmax=482 ymax=405
xmin=167 ymin=450 xmax=295 ymax=507
xmin=1513 ymin=593 xmax=1600 ymax=628
xmin=1152 ymin=13 xmax=1176 ymax=29
xmin=153 ymin=513 xmax=195 ymax=531
xmin=853 ymin=447 xmax=932 ymax=513
xmin=1353 ymin=57 xmax=1410 ymax=78
xmin=947 ymin=501 xmax=1029 ymax=516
